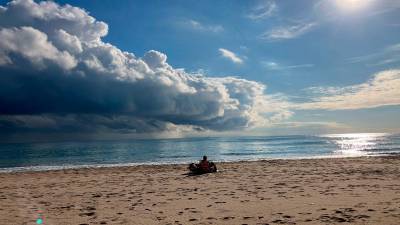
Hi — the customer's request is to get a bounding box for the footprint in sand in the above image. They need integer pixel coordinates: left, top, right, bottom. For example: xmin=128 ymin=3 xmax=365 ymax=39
xmin=272 ymin=219 xmax=285 ymax=223
xmin=222 ymin=216 xmax=235 ymax=220
xmin=79 ymin=212 xmax=95 ymax=216
xmin=157 ymin=216 xmax=166 ymax=220
xmin=356 ymin=214 xmax=371 ymax=219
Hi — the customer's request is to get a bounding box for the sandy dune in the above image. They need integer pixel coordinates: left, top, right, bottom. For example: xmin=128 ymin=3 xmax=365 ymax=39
xmin=0 ymin=156 xmax=399 ymax=225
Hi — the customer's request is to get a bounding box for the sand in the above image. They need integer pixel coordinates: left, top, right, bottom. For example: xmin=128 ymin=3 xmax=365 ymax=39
xmin=0 ymin=156 xmax=399 ymax=225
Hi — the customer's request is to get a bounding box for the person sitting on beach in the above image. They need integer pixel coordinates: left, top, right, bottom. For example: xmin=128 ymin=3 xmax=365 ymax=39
xmin=188 ymin=155 xmax=217 ymax=174
xmin=199 ymin=155 xmax=210 ymax=171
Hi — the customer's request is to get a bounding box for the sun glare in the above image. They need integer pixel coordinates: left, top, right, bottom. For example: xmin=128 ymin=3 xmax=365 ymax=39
xmin=335 ymin=0 xmax=372 ymax=12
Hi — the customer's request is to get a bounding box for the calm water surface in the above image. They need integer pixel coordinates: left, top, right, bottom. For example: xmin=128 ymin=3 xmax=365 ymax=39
xmin=0 ymin=133 xmax=399 ymax=172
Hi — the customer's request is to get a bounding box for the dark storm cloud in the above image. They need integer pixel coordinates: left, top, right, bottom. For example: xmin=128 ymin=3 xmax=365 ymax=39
xmin=0 ymin=0 xmax=290 ymax=138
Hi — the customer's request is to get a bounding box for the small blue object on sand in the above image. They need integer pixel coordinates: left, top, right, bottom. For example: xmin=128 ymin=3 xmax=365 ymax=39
xmin=36 ymin=218 xmax=43 ymax=224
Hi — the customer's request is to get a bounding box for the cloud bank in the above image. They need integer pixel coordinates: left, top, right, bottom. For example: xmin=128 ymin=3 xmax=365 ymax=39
xmin=0 ymin=0 xmax=286 ymax=138
xmin=299 ymin=70 xmax=400 ymax=110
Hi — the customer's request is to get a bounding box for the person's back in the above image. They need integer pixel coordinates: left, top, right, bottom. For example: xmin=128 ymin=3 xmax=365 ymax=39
xmin=199 ymin=155 xmax=209 ymax=171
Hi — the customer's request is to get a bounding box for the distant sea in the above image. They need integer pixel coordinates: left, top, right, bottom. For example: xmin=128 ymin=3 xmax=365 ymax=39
xmin=0 ymin=133 xmax=399 ymax=172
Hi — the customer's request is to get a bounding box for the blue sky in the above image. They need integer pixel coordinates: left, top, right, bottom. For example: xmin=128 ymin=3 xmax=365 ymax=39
xmin=0 ymin=0 xmax=399 ymax=140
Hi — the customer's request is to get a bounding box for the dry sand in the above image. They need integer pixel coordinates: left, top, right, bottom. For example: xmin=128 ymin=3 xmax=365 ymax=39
xmin=0 ymin=156 xmax=399 ymax=225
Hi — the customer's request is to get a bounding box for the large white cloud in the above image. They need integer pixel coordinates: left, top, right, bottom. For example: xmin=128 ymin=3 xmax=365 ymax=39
xmin=0 ymin=0 xmax=288 ymax=137
xmin=0 ymin=26 xmax=77 ymax=69
xmin=0 ymin=0 xmax=108 ymax=42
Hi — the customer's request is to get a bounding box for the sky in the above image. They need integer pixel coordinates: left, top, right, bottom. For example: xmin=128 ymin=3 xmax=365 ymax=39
xmin=0 ymin=0 xmax=399 ymax=142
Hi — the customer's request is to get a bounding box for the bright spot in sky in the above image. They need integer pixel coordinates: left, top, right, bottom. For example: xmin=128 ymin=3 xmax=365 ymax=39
xmin=335 ymin=0 xmax=372 ymax=12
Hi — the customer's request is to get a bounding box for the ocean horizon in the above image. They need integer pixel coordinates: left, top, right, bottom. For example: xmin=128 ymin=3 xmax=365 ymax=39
xmin=1 ymin=132 xmax=399 ymax=173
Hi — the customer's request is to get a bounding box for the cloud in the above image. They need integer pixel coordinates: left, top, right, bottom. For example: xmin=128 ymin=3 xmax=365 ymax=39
xmin=273 ymin=121 xmax=349 ymax=130
xmin=0 ymin=26 xmax=77 ymax=70
xmin=298 ymin=69 xmax=400 ymax=110
xmin=263 ymin=61 xmax=314 ymax=70
xmin=0 ymin=114 xmax=196 ymax=134
xmin=247 ymin=0 xmax=277 ymax=20
xmin=260 ymin=22 xmax=317 ymax=41
xmin=269 ymin=121 xmax=350 ymax=133
xmin=181 ymin=19 xmax=223 ymax=33
xmin=0 ymin=0 xmax=108 ymax=42
xmin=263 ymin=61 xmax=279 ymax=70
xmin=346 ymin=43 xmax=400 ymax=66
xmin=0 ymin=0 xmax=289 ymax=138
xmin=244 ymin=120 xmax=351 ymax=136
xmin=367 ymin=57 xmax=400 ymax=67
xmin=218 ymin=48 xmax=244 ymax=64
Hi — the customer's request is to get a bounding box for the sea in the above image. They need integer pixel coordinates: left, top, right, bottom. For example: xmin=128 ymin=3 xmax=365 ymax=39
xmin=0 ymin=133 xmax=399 ymax=172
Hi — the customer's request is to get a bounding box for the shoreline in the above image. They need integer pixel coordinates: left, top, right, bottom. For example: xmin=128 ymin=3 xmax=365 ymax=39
xmin=1 ymin=155 xmax=399 ymax=224
xmin=1 ymin=153 xmax=399 ymax=174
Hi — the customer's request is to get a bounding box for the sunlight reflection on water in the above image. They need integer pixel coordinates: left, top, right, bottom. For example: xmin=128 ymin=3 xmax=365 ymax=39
xmin=323 ymin=133 xmax=389 ymax=156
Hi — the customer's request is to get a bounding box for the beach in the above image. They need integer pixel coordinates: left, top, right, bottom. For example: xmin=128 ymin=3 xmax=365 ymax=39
xmin=0 ymin=156 xmax=399 ymax=225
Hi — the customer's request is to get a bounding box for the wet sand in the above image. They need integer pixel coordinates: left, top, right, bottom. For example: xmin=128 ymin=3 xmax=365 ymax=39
xmin=0 ymin=156 xmax=399 ymax=225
